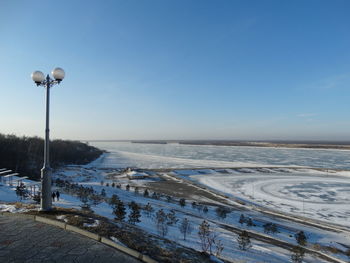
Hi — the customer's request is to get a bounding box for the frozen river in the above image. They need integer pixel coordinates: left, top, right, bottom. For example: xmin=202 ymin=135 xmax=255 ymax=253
xmin=89 ymin=141 xmax=350 ymax=226
xmin=90 ymin=141 xmax=350 ymax=169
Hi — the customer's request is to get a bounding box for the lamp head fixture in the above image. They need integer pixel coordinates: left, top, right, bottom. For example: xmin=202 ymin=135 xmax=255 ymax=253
xmin=52 ymin=67 xmax=65 ymax=83
xmin=31 ymin=67 xmax=65 ymax=86
xmin=31 ymin=71 xmax=45 ymax=85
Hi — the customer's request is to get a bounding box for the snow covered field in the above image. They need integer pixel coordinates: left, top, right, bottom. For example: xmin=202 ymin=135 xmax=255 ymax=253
xmin=184 ymin=169 xmax=350 ymax=228
xmin=51 ymin=166 xmax=343 ymax=263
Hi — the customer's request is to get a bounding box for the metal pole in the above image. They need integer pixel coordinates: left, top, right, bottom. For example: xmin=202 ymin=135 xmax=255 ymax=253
xmin=40 ymin=74 xmax=52 ymax=211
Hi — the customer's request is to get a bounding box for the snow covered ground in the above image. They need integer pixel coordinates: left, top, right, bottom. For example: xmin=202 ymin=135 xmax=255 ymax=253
xmin=182 ymin=169 xmax=350 ymax=228
xmin=1 ymin=167 xmax=349 ymax=262
xmin=1 ymin=141 xmax=349 ymax=262
xmin=55 ymin=168 xmax=327 ymax=262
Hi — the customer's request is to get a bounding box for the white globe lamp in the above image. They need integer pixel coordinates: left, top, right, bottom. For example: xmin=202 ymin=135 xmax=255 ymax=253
xmin=52 ymin=67 xmax=65 ymax=82
xmin=31 ymin=71 xmax=45 ymax=84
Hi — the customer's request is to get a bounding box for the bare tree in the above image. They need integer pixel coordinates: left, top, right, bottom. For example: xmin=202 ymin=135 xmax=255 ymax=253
xmin=198 ymin=220 xmax=217 ymax=254
xmin=198 ymin=220 xmax=211 ymax=253
xmin=346 ymin=248 xmax=350 ymax=262
xmin=155 ymin=209 xmax=168 ymax=237
xmin=143 ymin=202 xmax=154 ymax=217
xmin=291 ymin=246 xmax=305 ymax=263
xmin=237 ymin=230 xmax=252 ymax=251
xmin=179 ymin=218 xmax=192 ymax=240
xmin=214 ymin=239 xmax=224 ymax=257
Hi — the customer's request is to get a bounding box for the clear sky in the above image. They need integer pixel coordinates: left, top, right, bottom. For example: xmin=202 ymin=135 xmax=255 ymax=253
xmin=0 ymin=0 xmax=349 ymax=141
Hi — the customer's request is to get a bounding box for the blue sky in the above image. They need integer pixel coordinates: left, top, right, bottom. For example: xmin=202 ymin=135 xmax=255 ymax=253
xmin=0 ymin=0 xmax=349 ymax=140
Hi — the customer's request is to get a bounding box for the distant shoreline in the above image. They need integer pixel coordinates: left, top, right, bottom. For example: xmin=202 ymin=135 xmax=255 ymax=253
xmin=178 ymin=141 xmax=350 ymax=150
xmin=87 ymin=140 xmax=350 ymax=150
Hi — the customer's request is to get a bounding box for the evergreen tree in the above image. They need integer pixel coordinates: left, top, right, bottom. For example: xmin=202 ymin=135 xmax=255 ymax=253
xmin=179 ymin=218 xmax=192 ymax=240
xmin=111 ymin=182 xmax=115 ymax=188
xmin=109 ymin=194 xmax=120 ymax=207
xmin=263 ymin=222 xmax=278 ymax=234
xmin=114 ymin=200 xmax=126 ymax=221
xmin=152 ymin=192 xmax=159 ymax=199
xmin=179 ymin=198 xmax=186 ymax=207
xmin=191 ymin=201 xmax=197 ymax=209
xmin=101 ymin=188 xmax=106 ymax=197
xmin=237 ymin=230 xmax=252 ymax=251
xmin=270 ymin=223 xmax=278 ymax=234
xmin=263 ymin=223 xmax=271 ymax=234
xmin=239 ymin=214 xmax=245 ymax=225
xmin=78 ymin=191 xmax=89 ymax=208
xmin=143 ymin=189 xmax=149 ymax=197
xmin=90 ymin=194 xmax=102 ymax=206
xmin=128 ymin=201 xmax=141 ymax=225
xmin=216 ymin=207 xmax=229 ymax=219
xmin=295 ymin=231 xmax=307 ymax=246
xmin=246 ymin=217 xmax=254 ymax=227
xmin=203 ymin=206 xmax=209 ymax=214
xmin=166 ymin=210 xmax=178 ymax=225
xmin=125 ymin=184 xmax=130 ymax=191
xmin=134 ymin=187 xmax=139 ymax=195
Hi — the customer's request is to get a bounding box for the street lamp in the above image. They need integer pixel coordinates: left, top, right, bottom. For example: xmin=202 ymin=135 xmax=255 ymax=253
xmin=31 ymin=67 xmax=65 ymax=211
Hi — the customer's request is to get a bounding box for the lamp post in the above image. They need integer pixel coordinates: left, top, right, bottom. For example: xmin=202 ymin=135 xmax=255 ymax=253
xmin=31 ymin=67 xmax=65 ymax=211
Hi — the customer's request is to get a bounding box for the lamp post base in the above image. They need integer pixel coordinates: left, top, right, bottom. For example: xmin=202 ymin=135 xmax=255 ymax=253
xmin=40 ymin=166 xmax=52 ymax=211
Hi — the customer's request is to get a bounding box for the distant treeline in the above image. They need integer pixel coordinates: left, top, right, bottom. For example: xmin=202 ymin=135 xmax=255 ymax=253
xmin=131 ymin=141 xmax=168 ymax=144
xmin=178 ymin=140 xmax=350 ymax=149
xmin=0 ymin=134 xmax=103 ymax=181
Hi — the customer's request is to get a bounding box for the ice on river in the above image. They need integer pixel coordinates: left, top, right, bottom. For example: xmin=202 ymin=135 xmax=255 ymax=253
xmin=89 ymin=142 xmax=350 ymax=227
xmin=90 ymin=141 xmax=350 ymax=169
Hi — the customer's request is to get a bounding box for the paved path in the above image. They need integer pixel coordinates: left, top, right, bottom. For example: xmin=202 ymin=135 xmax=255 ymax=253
xmin=0 ymin=213 xmax=141 ymax=263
